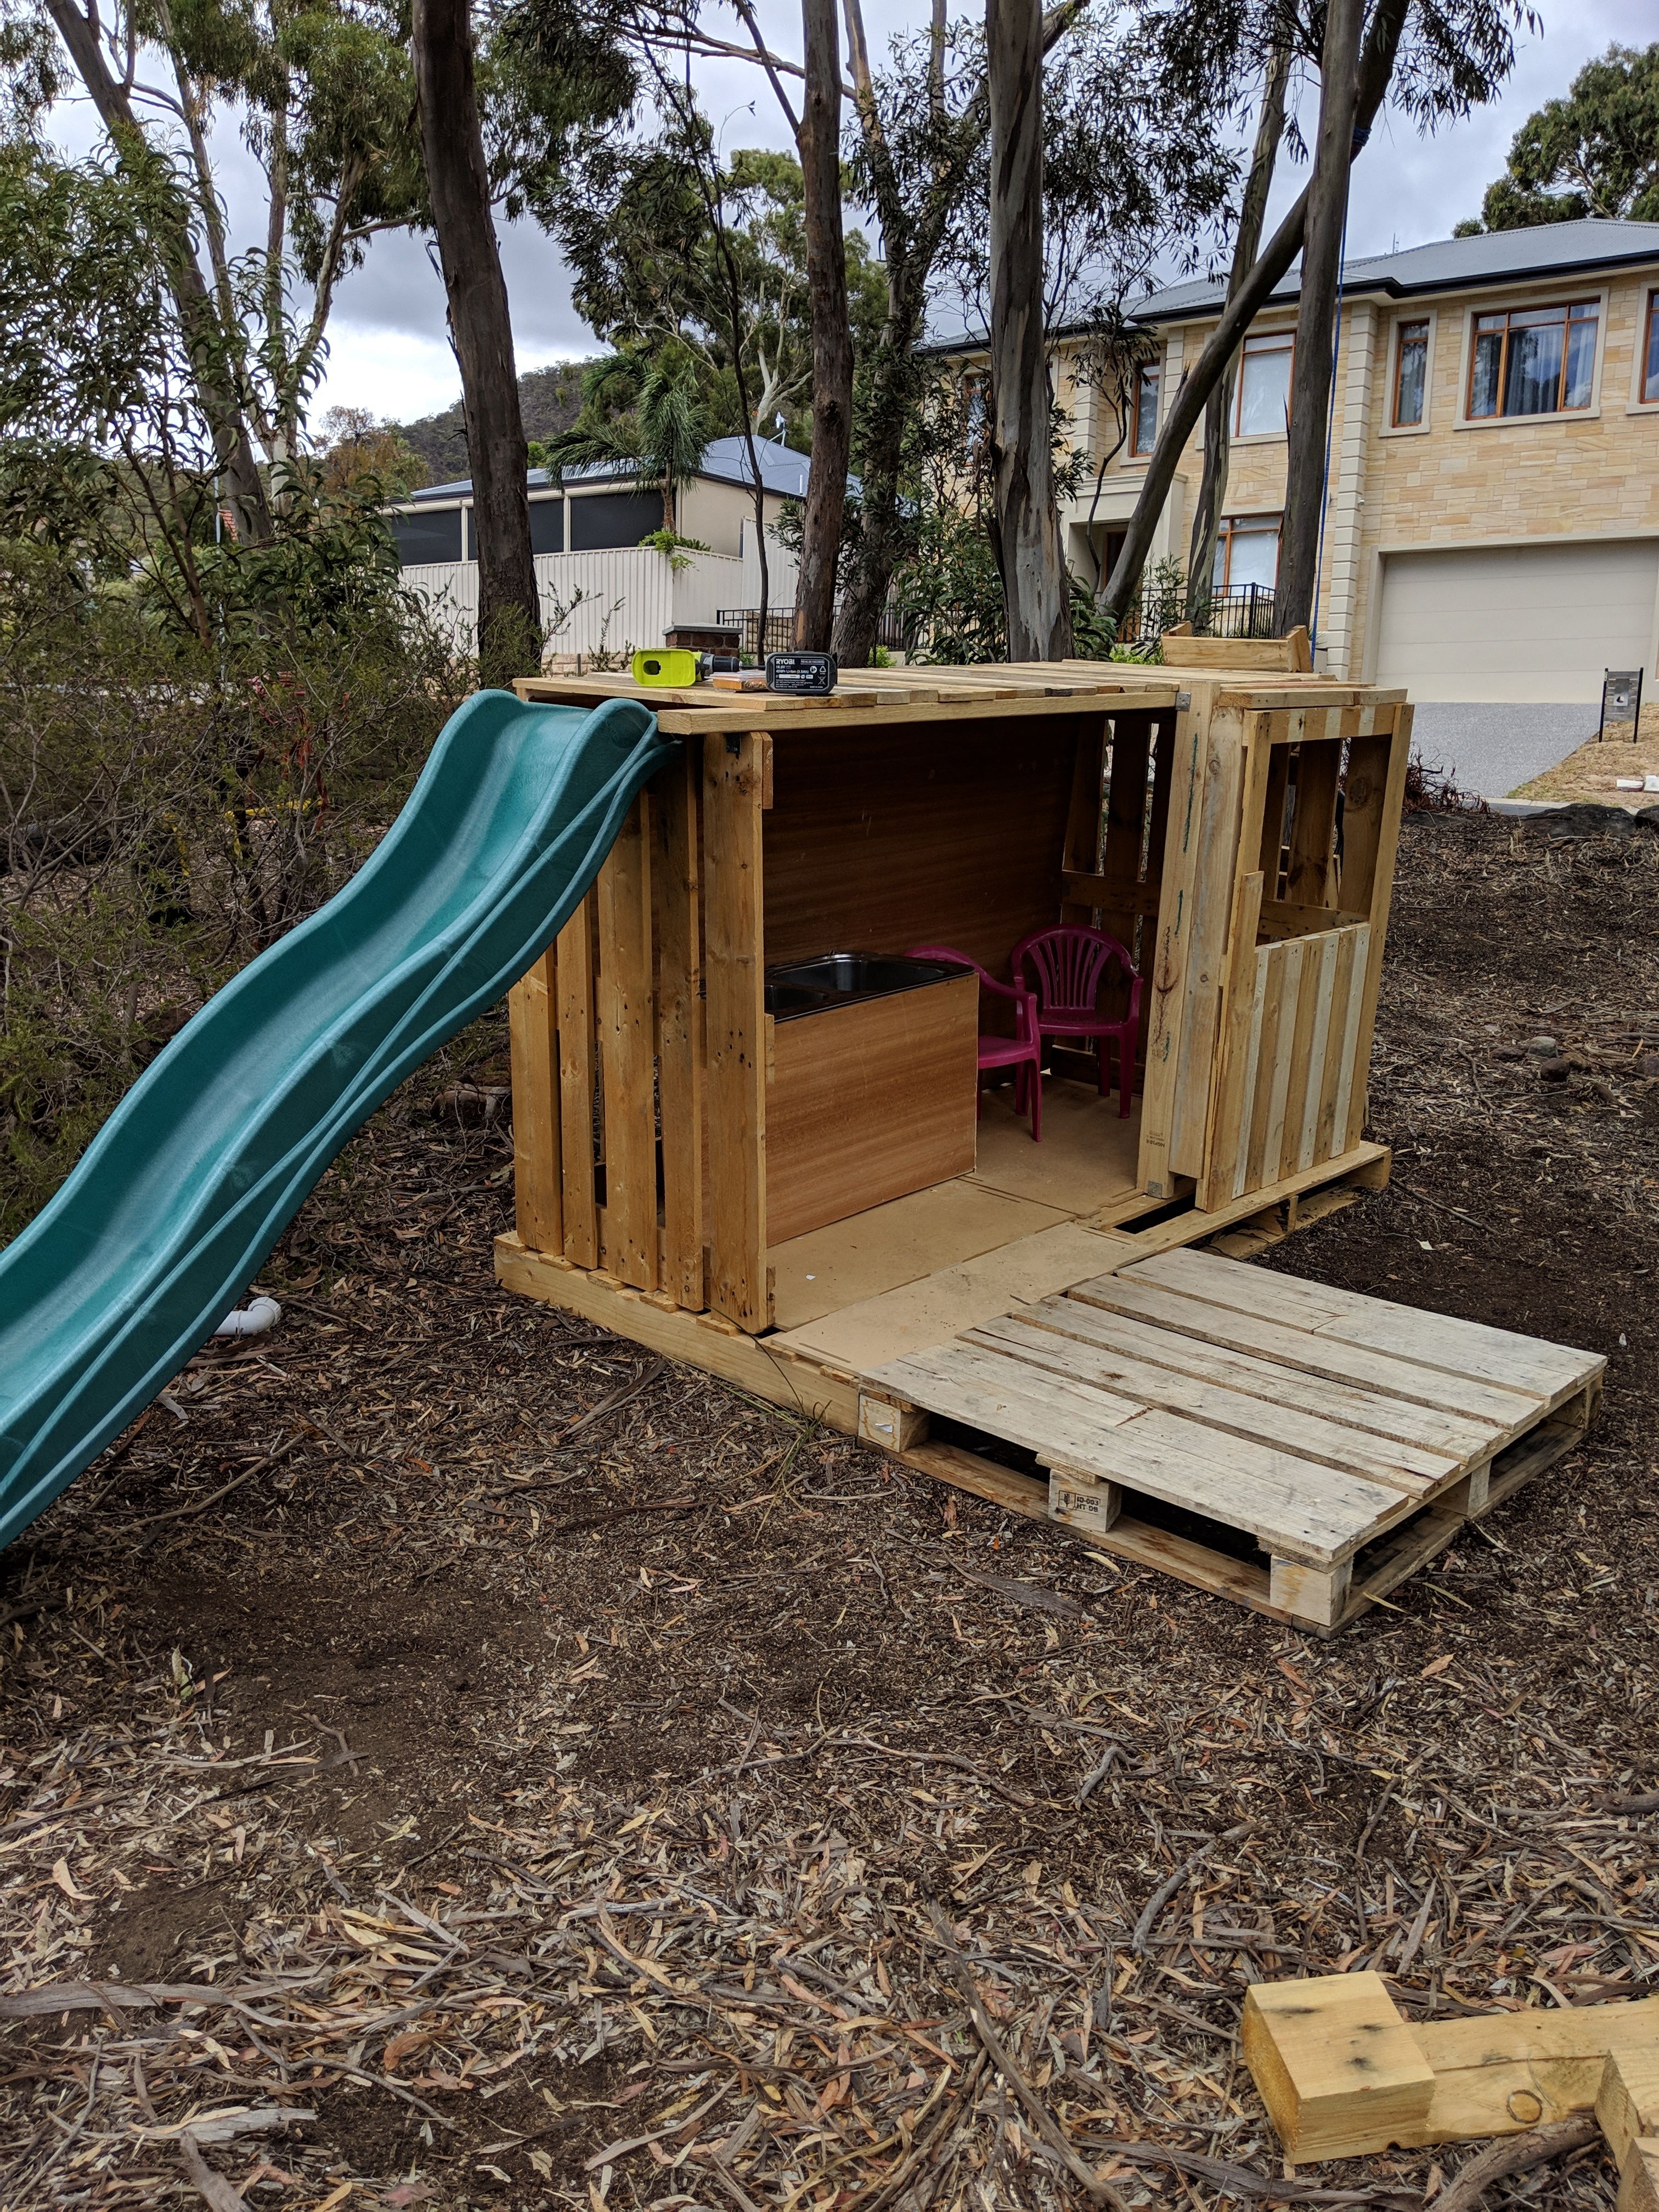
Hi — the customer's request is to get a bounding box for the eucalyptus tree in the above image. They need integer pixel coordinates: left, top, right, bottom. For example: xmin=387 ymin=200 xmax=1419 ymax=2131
xmin=1097 ymin=0 xmax=1536 ymax=636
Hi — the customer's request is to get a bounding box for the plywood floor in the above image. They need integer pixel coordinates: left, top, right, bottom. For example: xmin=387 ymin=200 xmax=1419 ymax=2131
xmin=768 ymin=1077 xmax=1143 ymax=1336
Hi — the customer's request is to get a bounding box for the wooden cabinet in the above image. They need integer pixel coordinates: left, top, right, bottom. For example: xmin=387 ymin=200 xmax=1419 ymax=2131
xmin=766 ymin=973 xmax=978 ymax=1244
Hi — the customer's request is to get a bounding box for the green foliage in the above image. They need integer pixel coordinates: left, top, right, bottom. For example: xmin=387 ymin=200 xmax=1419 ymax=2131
xmin=1462 ymin=43 xmax=1659 ymax=229
xmin=553 ymin=112 xmax=883 ymax=450
xmin=0 ymin=552 xmax=464 ymax=1240
xmin=535 ymin=336 xmax=713 ymax=531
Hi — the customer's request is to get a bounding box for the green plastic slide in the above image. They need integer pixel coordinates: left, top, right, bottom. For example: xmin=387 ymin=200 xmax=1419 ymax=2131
xmin=0 ymin=687 xmax=672 ymax=1551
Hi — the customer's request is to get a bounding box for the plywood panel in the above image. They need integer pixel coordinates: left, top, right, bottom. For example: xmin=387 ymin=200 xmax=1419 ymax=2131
xmin=967 ymin=1077 xmax=1141 ymax=1213
xmin=767 ymin=974 xmax=978 ymax=1245
xmin=761 ymin=713 xmax=1081 ymax=980
xmin=1169 ymin=704 xmax=1246 ymax=1179
xmin=769 ymin=1180 xmax=1068 ymax=1331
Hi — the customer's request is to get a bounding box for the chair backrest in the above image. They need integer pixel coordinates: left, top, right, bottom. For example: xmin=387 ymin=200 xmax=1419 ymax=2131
xmin=1014 ymin=926 xmax=1135 ymax=1017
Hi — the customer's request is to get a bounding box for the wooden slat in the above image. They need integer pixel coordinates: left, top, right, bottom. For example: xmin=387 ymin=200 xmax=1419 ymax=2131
xmin=652 ymin=747 xmax=704 ymax=1310
xmin=703 ymin=730 xmax=770 ymax=1330
xmin=1295 ymin=931 xmax=1342 ymax=1172
xmin=1059 ymin=714 xmax=1108 ymax=929
xmin=1259 ymin=938 xmax=1303 ymax=1184
xmin=1342 ymin=705 xmax=1414 ymax=1147
xmin=595 ymin=794 xmax=657 ymax=1291
xmin=555 ymin=896 xmax=597 ymax=1269
xmin=1229 ymin=948 xmax=1269 ymax=1200
xmin=1201 ymin=868 xmax=1265 ymax=1209
xmin=1037 ymin=1294 xmax=1504 ymax=1459
xmin=1170 ymin=705 xmax=1246 ymax=1180
xmin=968 ymin=1310 xmax=1460 ymax=1491
xmin=1276 ymin=932 xmax=1325 ymax=1181
xmin=1326 ymin=923 xmax=1370 ymax=1152
xmin=1068 ymin=1273 xmax=1543 ymax=1431
xmin=1134 ymin=1246 xmax=1600 ymax=1406
xmin=1244 ymin=941 xmax=1289 ymax=1194
xmin=1285 ymin=732 xmax=1343 ymax=906
xmin=1136 ymin=690 xmax=1208 ymax=1198
xmin=1312 ymin=927 xmax=1360 ymax=1164
xmin=507 ymin=953 xmax=561 ymax=1256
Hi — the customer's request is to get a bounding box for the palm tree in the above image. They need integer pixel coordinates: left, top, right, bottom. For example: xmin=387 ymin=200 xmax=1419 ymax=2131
xmin=538 ymin=340 xmax=710 ymax=533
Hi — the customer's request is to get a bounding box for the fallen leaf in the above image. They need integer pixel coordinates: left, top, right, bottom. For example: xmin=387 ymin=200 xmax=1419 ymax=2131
xmin=1420 ymin=1654 xmax=1455 ymax=1679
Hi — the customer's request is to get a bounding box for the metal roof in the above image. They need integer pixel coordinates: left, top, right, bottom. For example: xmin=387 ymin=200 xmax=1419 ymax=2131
xmin=920 ymin=218 xmax=1659 ymax=354
xmin=1138 ymin=217 xmax=1659 ymax=321
xmin=408 ymin=434 xmax=815 ymax=506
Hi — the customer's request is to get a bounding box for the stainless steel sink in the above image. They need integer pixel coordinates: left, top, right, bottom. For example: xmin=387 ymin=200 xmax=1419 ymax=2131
xmin=763 ymin=952 xmax=968 ymax=1020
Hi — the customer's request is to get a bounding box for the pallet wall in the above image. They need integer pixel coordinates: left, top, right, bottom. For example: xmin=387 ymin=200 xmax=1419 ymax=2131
xmin=507 ymin=733 xmax=772 ymax=1334
xmin=1138 ymin=693 xmax=1413 ymax=1207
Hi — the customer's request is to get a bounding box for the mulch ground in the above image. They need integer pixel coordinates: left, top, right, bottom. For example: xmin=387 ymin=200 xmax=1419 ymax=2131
xmin=3 ymin=806 xmax=1657 ymax=2212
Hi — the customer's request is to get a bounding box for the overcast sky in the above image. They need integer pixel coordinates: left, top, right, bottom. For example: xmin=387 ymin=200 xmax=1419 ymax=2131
xmin=49 ymin=0 xmax=1649 ymax=426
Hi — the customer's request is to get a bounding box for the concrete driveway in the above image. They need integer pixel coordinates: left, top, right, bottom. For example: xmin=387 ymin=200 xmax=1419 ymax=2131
xmin=1406 ymin=702 xmax=1599 ymax=800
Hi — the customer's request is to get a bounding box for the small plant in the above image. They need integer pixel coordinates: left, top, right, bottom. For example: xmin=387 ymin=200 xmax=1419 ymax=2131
xmin=636 ymin=527 xmax=711 ymax=573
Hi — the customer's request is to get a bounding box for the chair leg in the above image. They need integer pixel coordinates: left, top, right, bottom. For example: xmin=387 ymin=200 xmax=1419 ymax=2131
xmin=1118 ymin=1031 xmax=1133 ymax=1118
xmin=1029 ymin=1055 xmax=1042 ymax=1142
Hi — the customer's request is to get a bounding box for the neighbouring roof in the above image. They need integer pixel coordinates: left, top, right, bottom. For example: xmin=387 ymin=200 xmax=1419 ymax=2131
xmin=921 ymin=218 xmax=1659 ymax=356
xmin=407 ymin=434 xmax=813 ymax=506
xmin=1136 ymin=218 xmax=1659 ymax=322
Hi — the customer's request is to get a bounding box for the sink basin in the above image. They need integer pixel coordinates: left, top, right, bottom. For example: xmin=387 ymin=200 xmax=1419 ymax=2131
xmin=764 ymin=952 xmax=968 ymax=1019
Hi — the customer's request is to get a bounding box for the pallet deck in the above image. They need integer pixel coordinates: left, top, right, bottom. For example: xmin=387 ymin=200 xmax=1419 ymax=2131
xmin=860 ymin=1248 xmax=1604 ymax=1632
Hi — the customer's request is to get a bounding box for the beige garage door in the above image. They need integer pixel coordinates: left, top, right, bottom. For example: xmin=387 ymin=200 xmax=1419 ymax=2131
xmin=1376 ymin=541 xmax=1659 ymax=702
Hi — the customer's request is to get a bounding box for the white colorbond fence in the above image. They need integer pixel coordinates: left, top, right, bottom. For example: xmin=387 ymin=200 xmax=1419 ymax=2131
xmin=400 ymin=539 xmax=799 ymax=661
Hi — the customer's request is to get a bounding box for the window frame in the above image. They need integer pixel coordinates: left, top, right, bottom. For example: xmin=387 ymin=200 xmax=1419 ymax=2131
xmin=1130 ymin=360 xmax=1160 ymax=456
xmin=1456 ymin=291 xmax=1606 ymax=426
xmin=1634 ymin=287 xmax=1659 ymax=411
xmin=1212 ymin=512 xmax=1283 ymax=594
xmin=1233 ymin=329 xmax=1295 ymax=441
xmin=1387 ymin=315 xmax=1434 ymax=433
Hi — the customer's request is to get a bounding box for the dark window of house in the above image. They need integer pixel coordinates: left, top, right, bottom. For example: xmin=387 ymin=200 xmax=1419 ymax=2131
xmin=1393 ymin=319 xmax=1429 ymax=426
xmin=569 ymin=492 xmax=664 ymax=550
xmin=1643 ymin=290 xmax=1659 ymax=404
xmin=529 ymin=496 xmax=566 ymax=555
xmin=1131 ymin=363 xmax=1160 ymax=454
xmin=387 ymin=506 xmax=462 ymax=566
xmin=1468 ymin=299 xmax=1599 ymax=419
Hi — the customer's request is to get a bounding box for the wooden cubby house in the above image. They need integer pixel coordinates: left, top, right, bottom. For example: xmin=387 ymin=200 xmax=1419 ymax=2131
xmin=497 ymin=652 xmax=1603 ymax=1633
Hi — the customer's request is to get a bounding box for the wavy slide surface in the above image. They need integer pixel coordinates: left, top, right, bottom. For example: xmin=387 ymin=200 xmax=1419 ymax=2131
xmin=0 ymin=688 xmax=672 ymax=1549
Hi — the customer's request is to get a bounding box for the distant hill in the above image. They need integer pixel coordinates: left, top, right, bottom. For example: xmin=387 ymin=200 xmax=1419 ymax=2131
xmin=396 ymin=361 xmax=595 ymax=483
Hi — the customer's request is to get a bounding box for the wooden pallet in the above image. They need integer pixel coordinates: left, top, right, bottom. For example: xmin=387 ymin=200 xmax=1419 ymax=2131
xmin=861 ymin=1247 xmax=1604 ymax=1633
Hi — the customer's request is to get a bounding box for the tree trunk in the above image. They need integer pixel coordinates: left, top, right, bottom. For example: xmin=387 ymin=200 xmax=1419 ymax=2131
xmin=1098 ymin=0 xmax=1409 ymax=630
xmin=794 ymin=0 xmax=853 ymax=651
xmin=1187 ymin=41 xmax=1290 ymax=616
xmin=986 ymin=0 xmax=1070 ymax=661
xmin=1276 ymin=0 xmax=1364 ymax=637
xmin=43 ymin=0 xmax=273 ymax=545
xmin=411 ymin=0 xmax=540 ymax=687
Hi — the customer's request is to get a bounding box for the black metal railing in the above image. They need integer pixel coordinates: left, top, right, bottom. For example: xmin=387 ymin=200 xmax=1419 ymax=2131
xmin=716 ymin=608 xmax=796 ymax=660
xmin=1119 ymin=582 xmax=1282 ymax=646
xmin=716 ymin=601 xmax=923 ymax=662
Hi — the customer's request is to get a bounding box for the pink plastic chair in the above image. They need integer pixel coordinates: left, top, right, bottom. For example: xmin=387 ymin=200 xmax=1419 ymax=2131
xmin=1011 ymin=926 xmax=1142 ymax=1118
xmin=905 ymin=945 xmax=1043 ymax=1142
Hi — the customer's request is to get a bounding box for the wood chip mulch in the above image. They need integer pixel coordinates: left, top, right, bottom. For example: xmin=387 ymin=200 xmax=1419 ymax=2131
xmin=2 ymin=808 xmax=1656 ymax=2212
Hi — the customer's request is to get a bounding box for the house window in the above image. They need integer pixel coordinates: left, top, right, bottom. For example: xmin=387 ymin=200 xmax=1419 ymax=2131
xmin=387 ymin=506 xmax=462 ymax=567
xmin=1131 ymin=362 xmax=1160 ymax=454
xmin=569 ymin=491 xmax=666 ymax=550
xmin=1467 ymin=299 xmax=1599 ymax=419
xmin=1393 ymin=319 xmax=1429 ymax=426
xmin=962 ymin=369 xmax=989 ymax=457
xmin=1212 ymin=515 xmax=1281 ymax=592
xmin=1644 ymin=291 xmax=1659 ymax=404
xmin=528 ymin=496 xmax=567 ymax=556
xmin=1235 ymin=332 xmax=1294 ymax=436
